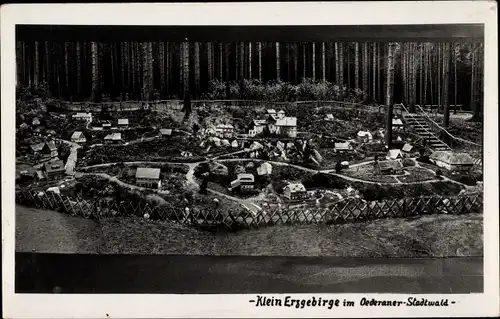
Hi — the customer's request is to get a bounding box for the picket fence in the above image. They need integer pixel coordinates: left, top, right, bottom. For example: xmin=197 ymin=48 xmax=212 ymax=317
xmin=16 ymin=189 xmax=483 ymax=230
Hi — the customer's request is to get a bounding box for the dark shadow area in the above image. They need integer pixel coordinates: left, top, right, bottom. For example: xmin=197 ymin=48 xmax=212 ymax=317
xmin=16 ymin=253 xmax=483 ymax=294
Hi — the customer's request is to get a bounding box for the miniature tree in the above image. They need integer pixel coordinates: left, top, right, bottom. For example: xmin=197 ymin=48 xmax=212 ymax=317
xmin=335 ymin=161 xmax=342 ymax=173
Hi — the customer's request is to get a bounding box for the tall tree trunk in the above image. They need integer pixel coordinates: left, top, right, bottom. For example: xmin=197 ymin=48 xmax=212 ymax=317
xmin=429 ymin=44 xmax=434 ymax=107
xmin=207 ymin=42 xmax=213 ymax=81
xmin=225 ymin=43 xmax=230 ymax=98
xmin=302 ymin=43 xmax=306 ymax=80
xmin=376 ymin=43 xmax=380 ymax=101
xmin=64 ymin=42 xmax=69 ymax=98
xmin=183 ymin=42 xmax=190 ymax=97
xmin=321 ymin=42 xmax=326 ymax=82
xmin=90 ymin=42 xmax=99 ymax=102
xmin=372 ymin=43 xmax=376 ymax=100
xmin=334 ymin=42 xmax=340 ymax=84
xmin=219 ymin=43 xmax=223 ymax=79
xmin=142 ymin=42 xmax=149 ymax=100
xmin=148 ymin=42 xmax=153 ymax=99
xmin=75 ymin=42 xmax=82 ymax=97
xmin=166 ymin=42 xmax=171 ymax=98
xmin=339 ymin=42 xmax=344 ymax=87
xmin=423 ymin=43 xmax=428 ymax=106
xmin=257 ymin=42 xmax=262 ymax=81
xmin=110 ymin=44 xmax=116 ymax=101
xmin=248 ymin=42 xmax=252 ymax=79
xmin=442 ymin=42 xmax=452 ymax=128
xmin=470 ymin=44 xmax=477 ymax=119
xmin=453 ymin=43 xmax=458 ymax=114
xmin=194 ymin=42 xmax=201 ymax=97
xmin=293 ymin=43 xmax=298 ymax=84
xmin=347 ymin=43 xmax=351 ymax=90
xmin=239 ymin=42 xmax=245 ymax=80
xmin=121 ymin=43 xmax=126 ymax=99
xmin=180 ymin=43 xmax=184 ymax=97
xmin=158 ymin=42 xmax=165 ymax=99
xmin=34 ymin=41 xmax=40 ymax=86
xmin=419 ymin=43 xmax=423 ymax=105
xmin=276 ymin=42 xmax=280 ymax=80
xmin=354 ymin=42 xmax=359 ymax=89
xmin=44 ymin=41 xmax=52 ymax=94
xmin=312 ymin=42 xmax=316 ymax=81
xmin=16 ymin=42 xmax=22 ymax=86
xmin=385 ymin=42 xmax=395 ymax=148
xmin=363 ymin=42 xmax=368 ymax=98
xmin=437 ymin=43 xmax=442 ymax=110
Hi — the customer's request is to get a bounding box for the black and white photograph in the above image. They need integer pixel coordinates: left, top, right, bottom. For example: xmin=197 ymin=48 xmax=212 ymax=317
xmin=2 ymin=2 xmax=498 ymax=318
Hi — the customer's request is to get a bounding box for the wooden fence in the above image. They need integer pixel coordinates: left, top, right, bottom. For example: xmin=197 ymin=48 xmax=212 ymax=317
xmin=58 ymin=99 xmax=369 ymax=113
xmin=16 ymin=189 xmax=483 ymax=230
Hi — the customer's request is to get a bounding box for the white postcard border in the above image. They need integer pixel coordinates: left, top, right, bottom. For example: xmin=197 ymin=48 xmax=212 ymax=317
xmin=2 ymin=2 xmax=498 ymax=318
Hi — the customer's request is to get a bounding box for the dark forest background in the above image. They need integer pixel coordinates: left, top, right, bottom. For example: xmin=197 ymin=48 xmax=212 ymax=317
xmin=15 ymin=26 xmax=484 ymax=114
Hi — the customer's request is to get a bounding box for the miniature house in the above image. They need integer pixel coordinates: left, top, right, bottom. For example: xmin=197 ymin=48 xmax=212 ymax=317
xmin=429 ymin=151 xmax=474 ymax=172
xmin=104 ymin=132 xmax=122 ymax=144
xmin=386 ymin=149 xmax=403 ymax=160
xmin=135 ymin=167 xmax=161 ymax=189
xmin=71 ymin=131 xmax=86 ymax=144
xmin=72 ymin=112 xmax=93 ymax=122
xmin=230 ymin=173 xmax=255 ymax=193
xmin=401 ymin=143 xmax=415 ymax=157
xmin=43 ymin=160 xmax=66 ymax=180
xmin=283 ymin=183 xmax=308 ymax=200
xmin=249 ymin=119 xmax=267 ymax=137
xmin=324 ymin=114 xmax=334 ymax=121
xmin=275 ymin=116 xmax=297 ymax=138
xmin=392 ymin=118 xmax=404 ymax=130
xmin=375 ymin=160 xmax=404 ymax=175
xmin=357 ymin=131 xmax=373 ymax=143
xmin=334 ymin=142 xmax=353 ymax=153
xmin=160 ymin=129 xmax=173 ymax=138
xmin=118 ymin=118 xmax=129 ymax=128
xmin=215 ymin=124 xmax=234 ymax=138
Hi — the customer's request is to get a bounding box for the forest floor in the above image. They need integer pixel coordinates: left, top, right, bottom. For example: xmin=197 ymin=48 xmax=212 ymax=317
xmin=16 ymin=205 xmax=482 ymax=257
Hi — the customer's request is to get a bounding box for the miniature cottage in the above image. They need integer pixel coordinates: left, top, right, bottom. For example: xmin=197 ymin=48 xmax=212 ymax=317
xmin=118 ymin=118 xmax=129 ymax=128
xmin=392 ymin=118 xmax=404 ymax=130
xmin=283 ymin=183 xmax=308 ymax=200
xmin=43 ymin=160 xmax=66 ymax=180
xmin=324 ymin=113 xmax=334 ymax=121
xmin=275 ymin=116 xmax=297 ymax=138
xmin=135 ymin=167 xmax=161 ymax=189
xmin=237 ymin=173 xmax=255 ymax=192
xmin=257 ymin=162 xmax=273 ymax=176
xmin=375 ymin=160 xmax=404 ymax=175
xmin=104 ymin=132 xmax=122 ymax=144
xmin=249 ymin=119 xmax=267 ymax=137
xmin=429 ymin=151 xmax=474 ymax=172
xmin=401 ymin=143 xmax=415 ymax=157
xmin=215 ymin=124 xmax=234 ymax=138
xmin=159 ymin=128 xmax=173 ymax=138
xmin=72 ymin=112 xmax=93 ymax=122
xmin=32 ymin=117 xmax=41 ymax=126
xmin=357 ymin=131 xmax=373 ymax=143
xmin=386 ymin=149 xmax=403 ymax=160
xmin=334 ymin=142 xmax=353 ymax=153
xmin=71 ymin=131 xmax=86 ymax=144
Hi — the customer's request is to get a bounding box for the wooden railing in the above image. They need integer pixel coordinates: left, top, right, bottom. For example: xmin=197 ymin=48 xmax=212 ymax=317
xmin=16 ymin=189 xmax=483 ymax=230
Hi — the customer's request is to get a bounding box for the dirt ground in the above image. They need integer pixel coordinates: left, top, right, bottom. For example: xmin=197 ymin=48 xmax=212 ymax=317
xmin=16 ymin=205 xmax=482 ymax=257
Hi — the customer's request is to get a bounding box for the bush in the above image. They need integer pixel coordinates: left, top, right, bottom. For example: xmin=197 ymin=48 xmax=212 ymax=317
xmin=403 ymin=158 xmax=416 ymax=167
xmin=203 ymin=78 xmax=365 ymax=102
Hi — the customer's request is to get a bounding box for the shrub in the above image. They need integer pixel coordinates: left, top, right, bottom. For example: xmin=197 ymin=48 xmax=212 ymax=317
xmin=403 ymin=158 xmax=416 ymax=167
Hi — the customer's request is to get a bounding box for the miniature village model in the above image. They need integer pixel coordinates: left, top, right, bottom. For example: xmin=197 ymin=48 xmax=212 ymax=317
xmin=14 ymin=36 xmax=484 ymax=240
